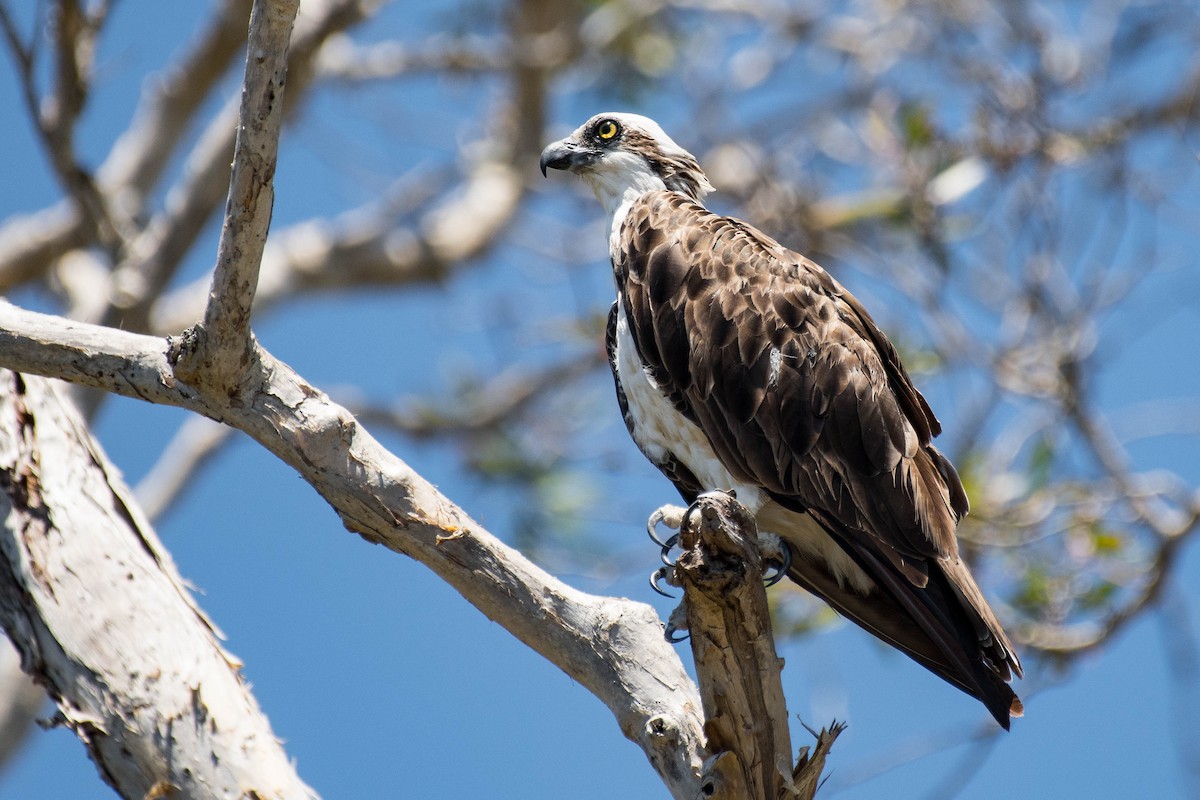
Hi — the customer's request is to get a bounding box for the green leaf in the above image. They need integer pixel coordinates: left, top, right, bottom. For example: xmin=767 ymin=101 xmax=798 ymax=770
xmin=1028 ymin=434 xmax=1056 ymax=490
xmin=900 ymin=103 xmax=936 ymax=149
xmin=1077 ymin=579 xmax=1118 ymax=612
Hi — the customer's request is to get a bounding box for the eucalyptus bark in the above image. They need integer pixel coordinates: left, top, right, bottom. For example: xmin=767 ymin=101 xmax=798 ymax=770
xmin=0 ymin=301 xmax=711 ymax=799
xmin=0 ymin=371 xmax=316 ymax=799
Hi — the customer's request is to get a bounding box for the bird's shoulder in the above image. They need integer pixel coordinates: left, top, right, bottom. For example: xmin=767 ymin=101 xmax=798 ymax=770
xmin=617 ymin=190 xmax=827 ymax=292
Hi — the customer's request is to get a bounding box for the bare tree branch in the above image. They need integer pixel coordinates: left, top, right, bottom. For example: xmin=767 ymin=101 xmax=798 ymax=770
xmin=0 ymin=299 xmax=709 ymax=798
xmin=0 ymin=1 xmax=125 ymax=255
xmin=172 ymin=0 xmax=299 ymax=389
xmin=0 ymin=204 xmax=90 ymax=291
xmin=0 ymin=370 xmax=317 ymax=798
xmin=134 ymin=417 xmax=235 ymax=523
xmin=0 ymin=0 xmax=252 ymax=293
xmin=675 ymin=494 xmax=795 ymax=798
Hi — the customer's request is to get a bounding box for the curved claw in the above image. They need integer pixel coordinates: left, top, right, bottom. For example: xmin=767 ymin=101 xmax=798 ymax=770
xmin=659 ymin=533 xmax=680 ymax=567
xmin=646 ymin=508 xmax=674 ymax=548
xmin=649 ymin=566 xmax=676 ymax=598
xmin=762 ymin=544 xmax=793 ymax=588
xmin=664 ymin=625 xmax=690 ymax=643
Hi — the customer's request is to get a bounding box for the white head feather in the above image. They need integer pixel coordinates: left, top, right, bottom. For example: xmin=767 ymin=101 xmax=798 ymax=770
xmin=543 ymin=112 xmax=714 ymax=216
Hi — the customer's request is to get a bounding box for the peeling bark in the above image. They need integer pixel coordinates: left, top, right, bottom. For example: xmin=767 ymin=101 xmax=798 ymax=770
xmin=0 ymin=371 xmax=316 ymax=799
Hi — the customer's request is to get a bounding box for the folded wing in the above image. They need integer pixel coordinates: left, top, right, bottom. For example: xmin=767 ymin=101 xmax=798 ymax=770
xmin=614 ymin=190 xmax=1022 ymax=727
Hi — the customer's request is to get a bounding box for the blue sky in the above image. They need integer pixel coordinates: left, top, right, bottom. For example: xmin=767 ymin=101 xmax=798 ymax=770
xmin=1 ymin=1 xmax=1199 ymax=798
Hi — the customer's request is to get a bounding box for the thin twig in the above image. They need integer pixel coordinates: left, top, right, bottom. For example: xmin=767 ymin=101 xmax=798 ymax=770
xmin=1 ymin=1 xmax=125 ymax=255
xmin=134 ymin=417 xmax=235 ymax=522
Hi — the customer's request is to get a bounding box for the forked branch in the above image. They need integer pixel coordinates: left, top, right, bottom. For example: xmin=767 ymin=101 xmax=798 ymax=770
xmin=0 ymin=299 xmax=709 ymax=798
xmin=173 ymin=0 xmax=299 ymax=389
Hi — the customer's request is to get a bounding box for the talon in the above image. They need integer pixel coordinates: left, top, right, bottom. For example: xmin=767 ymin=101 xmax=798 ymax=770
xmin=665 ymin=603 xmax=690 ymax=642
xmin=647 ymin=508 xmax=669 ymax=547
xmin=665 ymin=626 xmax=690 ymax=643
xmin=646 ymin=504 xmax=687 ymax=601
xmin=763 ymin=550 xmax=792 ymax=587
xmin=659 ymin=533 xmax=680 ymax=567
xmin=647 ymin=504 xmax=686 ymax=547
xmin=758 ymin=532 xmax=792 ymax=587
xmin=650 ymin=566 xmax=676 ymax=598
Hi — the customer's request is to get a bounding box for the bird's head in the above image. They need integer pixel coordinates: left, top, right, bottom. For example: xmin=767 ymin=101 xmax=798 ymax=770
xmin=539 ymin=113 xmax=714 ymax=212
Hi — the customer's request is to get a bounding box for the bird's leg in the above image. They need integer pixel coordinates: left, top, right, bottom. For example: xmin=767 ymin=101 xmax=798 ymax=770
xmin=648 ymin=502 xmax=792 ymax=596
xmin=647 ymin=497 xmax=789 ymax=645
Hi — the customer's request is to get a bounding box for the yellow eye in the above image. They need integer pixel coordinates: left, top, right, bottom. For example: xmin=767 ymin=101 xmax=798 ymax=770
xmin=597 ymin=120 xmax=619 ymax=140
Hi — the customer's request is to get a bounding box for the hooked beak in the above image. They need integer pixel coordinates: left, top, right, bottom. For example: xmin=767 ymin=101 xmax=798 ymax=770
xmin=539 ymin=138 xmax=593 ymax=177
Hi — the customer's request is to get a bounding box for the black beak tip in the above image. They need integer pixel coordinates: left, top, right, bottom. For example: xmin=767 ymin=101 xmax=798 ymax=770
xmin=539 ymin=141 xmax=575 ymax=178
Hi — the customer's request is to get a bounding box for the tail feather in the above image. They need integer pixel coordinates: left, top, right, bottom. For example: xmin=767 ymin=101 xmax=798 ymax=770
xmin=789 ymin=510 xmax=1022 ymax=729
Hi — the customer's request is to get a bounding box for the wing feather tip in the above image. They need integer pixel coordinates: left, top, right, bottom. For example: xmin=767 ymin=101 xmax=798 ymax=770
xmin=1010 ymin=695 xmax=1025 ymax=719
xmin=992 ymin=692 xmax=1024 ymax=731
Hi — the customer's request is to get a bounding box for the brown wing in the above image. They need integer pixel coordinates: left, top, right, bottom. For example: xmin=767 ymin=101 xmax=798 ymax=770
xmin=616 ymin=191 xmax=961 ymax=565
xmin=615 ymin=190 xmax=1022 ymax=724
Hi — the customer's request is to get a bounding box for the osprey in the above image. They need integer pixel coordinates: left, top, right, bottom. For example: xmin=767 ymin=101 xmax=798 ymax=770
xmin=540 ymin=113 xmax=1023 ymax=728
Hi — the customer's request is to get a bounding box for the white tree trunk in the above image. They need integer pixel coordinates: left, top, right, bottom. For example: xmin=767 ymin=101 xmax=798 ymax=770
xmin=0 ymin=371 xmax=316 ymax=799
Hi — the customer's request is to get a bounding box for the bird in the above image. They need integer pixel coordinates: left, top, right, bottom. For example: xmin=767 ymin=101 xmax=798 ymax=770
xmin=539 ymin=112 xmax=1023 ymax=729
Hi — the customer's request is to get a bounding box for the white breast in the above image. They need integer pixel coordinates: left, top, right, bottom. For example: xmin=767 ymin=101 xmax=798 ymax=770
xmin=612 ymin=303 xmax=768 ymax=513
